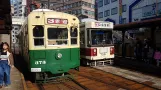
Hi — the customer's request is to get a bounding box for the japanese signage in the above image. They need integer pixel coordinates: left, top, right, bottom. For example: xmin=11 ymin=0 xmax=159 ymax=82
xmin=95 ymin=22 xmax=109 ymax=28
xmin=142 ymin=3 xmax=161 ymax=18
xmin=47 ymin=18 xmax=68 ymax=24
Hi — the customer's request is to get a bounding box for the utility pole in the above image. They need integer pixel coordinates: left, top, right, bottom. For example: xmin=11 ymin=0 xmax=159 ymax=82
xmin=48 ymin=0 xmax=50 ymax=9
xmin=95 ymin=0 xmax=98 ymax=20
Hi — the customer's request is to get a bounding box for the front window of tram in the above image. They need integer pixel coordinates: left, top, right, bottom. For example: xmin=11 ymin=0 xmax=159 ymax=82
xmin=90 ymin=29 xmax=113 ymax=45
xmin=47 ymin=28 xmax=68 ymax=45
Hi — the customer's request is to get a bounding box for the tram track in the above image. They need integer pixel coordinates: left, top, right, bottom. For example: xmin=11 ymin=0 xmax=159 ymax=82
xmin=27 ymin=77 xmax=87 ymax=90
xmin=37 ymin=84 xmax=45 ymax=90
xmin=69 ymin=66 xmax=157 ymax=90
xmin=70 ymin=69 xmax=129 ymax=89
xmin=26 ymin=66 xmax=158 ymax=90
xmin=91 ymin=66 xmax=160 ymax=90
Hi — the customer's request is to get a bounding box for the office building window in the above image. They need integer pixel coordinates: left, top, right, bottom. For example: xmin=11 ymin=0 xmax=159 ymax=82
xmin=104 ymin=0 xmax=110 ymax=5
xmin=91 ymin=11 xmax=94 ymax=16
xmin=78 ymin=9 xmax=81 ymax=14
xmin=19 ymin=2 xmax=22 ymax=4
xmin=111 ymin=0 xmax=117 ymax=3
xmin=76 ymin=2 xmax=79 ymax=7
xmin=19 ymin=6 xmax=22 ymax=9
xmin=68 ymin=11 xmax=71 ymax=14
xmin=91 ymin=4 xmax=95 ymax=8
xmin=122 ymin=4 xmax=127 ymax=12
xmin=72 ymin=10 xmax=76 ymax=14
xmin=98 ymin=12 xmax=103 ymax=18
xmin=82 ymin=9 xmax=88 ymax=14
xmin=98 ymin=0 xmax=103 ymax=7
xmin=111 ymin=7 xmax=118 ymax=15
xmin=104 ymin=10 xmax=110 ymax=17
xmin=122 ymin=18 xmax=126 ymax=24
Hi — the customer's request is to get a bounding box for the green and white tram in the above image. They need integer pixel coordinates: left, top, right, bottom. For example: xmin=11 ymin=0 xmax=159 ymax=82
xmin=19 ymin=9 xmax=80 ymax=81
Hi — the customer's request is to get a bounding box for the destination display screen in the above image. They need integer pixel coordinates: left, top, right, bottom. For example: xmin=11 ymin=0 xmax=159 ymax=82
xmin=95 ymin=22 xmax=109 ymax=28
xmin=47 ymin=18 xmax=68 ymax=24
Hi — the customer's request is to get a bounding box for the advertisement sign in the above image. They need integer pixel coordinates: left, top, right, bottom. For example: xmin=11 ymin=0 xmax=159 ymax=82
xmin=142 ymin=2 xmax=161 ymax=18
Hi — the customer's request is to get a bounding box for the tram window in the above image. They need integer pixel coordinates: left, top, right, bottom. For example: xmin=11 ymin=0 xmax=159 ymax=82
xmin=48 ymin=28 xmax=68 ymax=39
xmin=70 ymin=28 xmax=78 ymax=45
xmin=91 ymin=30 xmax=112 ymax=45
xmin=48 ymin=40 xmax=67 ymax=45
xmin=70 ymin=28 xmax=77 ymax=37
xmin=87 ymin=30 xmax=90 ymax=46
xmin=33 ymin=26 xmax=44 ymax=37
xmin=34 ymin=39 xmax=44 ymax=46
xmin=47 ymin=28 xmax=68 ymax=45
xmin=80 ymin=31 xmax=85 ymax=44
xmin=71 ymin=38 xmax=77 ymax=44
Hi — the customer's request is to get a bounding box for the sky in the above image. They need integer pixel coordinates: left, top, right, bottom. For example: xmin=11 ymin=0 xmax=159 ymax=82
xmin=10 ymin=0 xmax=17 ymax=5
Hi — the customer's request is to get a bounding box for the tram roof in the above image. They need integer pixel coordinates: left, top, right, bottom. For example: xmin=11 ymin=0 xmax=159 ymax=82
xmin=29 ymin=9 xmax=78 ymax=19
xmin=32 ymin=9 xmax=53 ymax=12
xmin=114 ymin=18 xmax=161 ymax=31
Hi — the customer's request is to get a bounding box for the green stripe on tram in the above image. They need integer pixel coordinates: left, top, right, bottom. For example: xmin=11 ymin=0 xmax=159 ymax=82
xmin=28 ymin=48 xmax=80 ymax=74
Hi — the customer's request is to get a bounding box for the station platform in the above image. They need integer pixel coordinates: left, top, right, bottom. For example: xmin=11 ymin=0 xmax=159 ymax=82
xmin=94 ymin=65 xmax=161 ymax=89
xmin=0 ymin=67 xmax=27 ymax=90
xmin=114 ymin=57 xmax=161 ymax=76
xmin=92 ymin=57 xmax=161 ymax=89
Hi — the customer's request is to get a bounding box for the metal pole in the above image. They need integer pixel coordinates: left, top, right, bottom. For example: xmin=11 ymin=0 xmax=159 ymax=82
xmin=48 ymin=0 xmax=50 ymax=9
xmin=156 ymin=0 xmax=158 ymax=16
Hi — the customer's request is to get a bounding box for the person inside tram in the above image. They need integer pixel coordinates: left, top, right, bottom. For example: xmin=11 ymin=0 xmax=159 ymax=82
xmin=92 ymin=35 xmax=97 ymax=45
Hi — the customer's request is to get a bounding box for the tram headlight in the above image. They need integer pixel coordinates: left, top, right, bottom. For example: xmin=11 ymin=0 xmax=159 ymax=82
xmin=94 ymin=49 xmax=97 ymax=52
xmin=57 ymin=53 xmax=62 ymax=59
xmin=55 ymin=53 xmax=62 ymax=60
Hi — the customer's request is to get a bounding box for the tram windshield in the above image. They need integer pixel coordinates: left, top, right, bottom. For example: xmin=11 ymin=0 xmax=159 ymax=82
xmin=47 ymin=28 xmax=68 ymax=45
xmin=89 ymin=29 xmax=113 ymax=46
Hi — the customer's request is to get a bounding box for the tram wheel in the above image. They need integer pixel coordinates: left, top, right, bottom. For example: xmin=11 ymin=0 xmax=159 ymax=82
xmin=75 ymin=67 xmax=79 ymax=71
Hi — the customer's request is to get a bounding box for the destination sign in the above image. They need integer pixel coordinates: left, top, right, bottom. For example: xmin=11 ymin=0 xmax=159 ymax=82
xmin=47 ymin=18 xmax=68 ymax=24
xmin=95 ymin=22 xmax=109 ymax=28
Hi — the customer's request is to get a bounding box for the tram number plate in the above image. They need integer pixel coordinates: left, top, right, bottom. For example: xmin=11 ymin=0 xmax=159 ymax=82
xmin=99 ymin=47 xmax=108 ymax=54
xmin=31 ymin=68 xmax=41 ymax=72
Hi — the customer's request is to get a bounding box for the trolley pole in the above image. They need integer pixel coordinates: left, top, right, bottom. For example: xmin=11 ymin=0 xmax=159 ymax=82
xmin=48 ymin=0 xmax=50 ymax=9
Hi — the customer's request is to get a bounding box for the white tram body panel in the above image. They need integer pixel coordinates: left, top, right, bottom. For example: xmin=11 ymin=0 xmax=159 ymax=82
xmin=81 ymin=46 xmax=114 ymax=60
xmin=80 ymin=19 xmax=114 ymax=65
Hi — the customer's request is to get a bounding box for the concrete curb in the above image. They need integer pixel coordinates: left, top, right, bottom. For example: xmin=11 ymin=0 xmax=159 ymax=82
xmin=20 ymin=73 xmax=28 ymax=90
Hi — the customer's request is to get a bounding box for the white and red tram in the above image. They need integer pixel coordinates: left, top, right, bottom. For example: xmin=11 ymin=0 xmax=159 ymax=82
xmin=80 ymin=19 xmax=114 ymax=66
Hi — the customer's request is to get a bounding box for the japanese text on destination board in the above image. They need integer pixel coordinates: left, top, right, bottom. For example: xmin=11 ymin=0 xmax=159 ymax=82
xmin=47 ymin=18 xmax=68 ymax=24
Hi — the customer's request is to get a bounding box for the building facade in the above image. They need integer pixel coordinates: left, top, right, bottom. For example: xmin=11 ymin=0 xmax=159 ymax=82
xmin=34 ymin=0 xmax=95 ymax=19
xmin=12 ymin=0 xmax=26 ymax=53
xmin=97 ymin=0 xmax=161 ymax=24
xmin=13 ymin=0 xmax=26 ymax=17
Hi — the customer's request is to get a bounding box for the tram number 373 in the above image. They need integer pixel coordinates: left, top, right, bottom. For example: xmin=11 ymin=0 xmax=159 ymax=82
xmin=35 ymin=61 xmax=46 ymax=65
